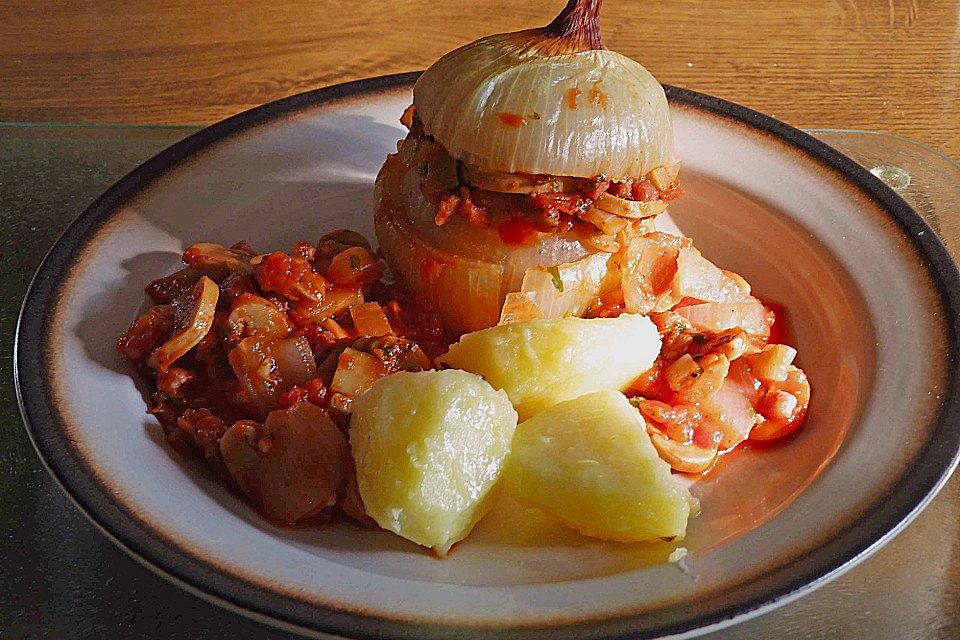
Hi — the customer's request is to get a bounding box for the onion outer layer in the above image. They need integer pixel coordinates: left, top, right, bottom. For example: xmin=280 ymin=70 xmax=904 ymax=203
xmin=414 ymin=33 xmax=677 ymax=180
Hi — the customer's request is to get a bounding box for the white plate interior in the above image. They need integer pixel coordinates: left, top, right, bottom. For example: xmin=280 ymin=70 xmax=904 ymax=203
xmin=46 ymin=88 xmax=947 ymax=625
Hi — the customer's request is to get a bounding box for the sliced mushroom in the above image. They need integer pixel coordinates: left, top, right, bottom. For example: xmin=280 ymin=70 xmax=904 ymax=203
xmin=145 ymin=268 xmax=203 ymax=304
xmin=649 ymin=431 xmax=718 ymax=474
xmin=117 ymin=305 xmax=174 ymax=361
xmin=318 ymin=229 xmax=372 ymax=252
xmin=593 ymin=192 xmax=668 ymax=219
xmin=182 ymin=242 xmax=255 ymax=280
xmin=147 ymin=276 xmax=219 ymax=373
xmin=227 ymin=293 xmax=292 ymax=343
xmin=330 ymin=348 xmax=384 ymax=398
xmin=252 ymin=251 xmax=327 ymax=304
xmin=228 ymin=335 xmax=317 ymax=415
xmin=338 ymin=455 xmax=375 ymax=526
xmin=176 ymin=408 xmax=229 ymax=462
xmin=219 ymin=403 xmax=349 ymax=524
xmin=314 ymin=230 xmax=374 ymax=274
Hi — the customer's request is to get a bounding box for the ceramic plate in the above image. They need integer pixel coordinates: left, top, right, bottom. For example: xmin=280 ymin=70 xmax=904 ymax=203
xmin=15 ymin=73 xmax=960 ymax=639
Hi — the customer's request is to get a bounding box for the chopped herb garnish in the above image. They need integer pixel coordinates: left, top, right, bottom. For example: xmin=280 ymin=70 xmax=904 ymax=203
xmin=547 ymin=265 xmax=564 ymax=292
xmin=349 ymin=254 xmax=361 ymax=269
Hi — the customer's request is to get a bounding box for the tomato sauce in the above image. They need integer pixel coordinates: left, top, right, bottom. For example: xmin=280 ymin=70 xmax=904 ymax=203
xmin=764 ymin=301 xmax=792 ymax=345
xmin=496 ymin=112 xmax=527 ymax=128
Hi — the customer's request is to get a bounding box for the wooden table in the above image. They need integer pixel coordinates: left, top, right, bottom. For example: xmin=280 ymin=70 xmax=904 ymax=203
xmin=2 ymin=0 xmax=959 ymax=160
xmin=2 ymin=2 xmax=959 ymax=640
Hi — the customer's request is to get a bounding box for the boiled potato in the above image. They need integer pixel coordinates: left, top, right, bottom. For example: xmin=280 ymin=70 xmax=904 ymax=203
xmin=350 ymin=369 xmax=518 ymax=555
xmin=504 ymin=389 xmax=695 ymax=542
xmin=439 ymin=314 xmax=660 ymax=419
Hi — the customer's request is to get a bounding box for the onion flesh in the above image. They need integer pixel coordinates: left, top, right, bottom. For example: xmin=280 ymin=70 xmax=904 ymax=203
xmin=672 ymin=247 xmax=752 ymax=303
xmin=621 ymin=232 xmax=687 ymax=314
xmin=675 ymin=301 xmax=770 ymax=336
xmin=516 ymin=251 xmax=617 ymax=320
xmin=593 ymin=192 xmax=667 ymax=219
xmin=745 ymin=344 xmax=798 ymax=382
xmin=375 ymin=150 xmax=609 ymax=334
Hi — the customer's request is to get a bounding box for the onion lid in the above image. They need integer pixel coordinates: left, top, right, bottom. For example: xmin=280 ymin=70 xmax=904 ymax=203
xmin=413 ymin=0 xmax=677 ymax=181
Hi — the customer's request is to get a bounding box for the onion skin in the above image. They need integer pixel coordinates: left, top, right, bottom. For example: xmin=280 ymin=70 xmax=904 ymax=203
xmin=413 ymin=3 xmax=677 ymax=180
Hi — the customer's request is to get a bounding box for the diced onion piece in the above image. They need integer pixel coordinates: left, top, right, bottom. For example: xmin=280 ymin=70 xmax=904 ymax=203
xmin=649 ymin=431 xmax=718 ymax=474
xmin=328 ymin=393 xmax=353 ymax=414
xmin=321 ymin=318 xmax=351 ymax=340
xmin=760 ymin=390 xmax=799 ymax=420
xmin=272 ymin=336 xmax=318 ymax=385
xmin=499 ymin=292 xmax=544 ymax=325
xmin=621 ymin=232 xmax=686 ymax=314
xmin=649 ymin=164 xmax=680 ymax=193
xmin=331 ymin=348 xmax=384 ymax=399
xmin=666 ymin=353 xmax=730 ymax=404
xmin=722 ymin=270 xmax=751 ymax=296
xmin=706 ymin=330 xmax=751 ymax=362
xmin=517 ymin=252 xmax=616 ymax=320
xmin=666 ymin=354 xmax=701 ymax=392
xmin=350 ymin=302 xmax=394 ymax=338
xmin=302 ymin=287 xmax=365 ymax=323
xmin=672 ymin=247 xmax=751 ymax=303
xmin=593 ymin=192 xmax=668 ymax=219
xmin=746 ymin=344 xmax=797 ymax=382
xmin=698 ymin=359 xmax=762 ymax=449
xmin=750 ymin=366 xmax=810 ymax=441
xmin=676 ymin=300 xmax=769 ymax=336
xmin=581 ymin=231 xmax=621 ymax=253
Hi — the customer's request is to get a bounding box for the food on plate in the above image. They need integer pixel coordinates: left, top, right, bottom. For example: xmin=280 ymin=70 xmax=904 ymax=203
xmin=439 ymin=314 xmax=660 ymax=419
xmin=117 ymin=0 xmax=812 ymax=554
xmin=350 ymin=370 xmax=517 ymax=555
xmin=117 ymin=233 xmax=448 ymax=525
xmin=504 ymin=390 xmax=695 ymax=542
xmin=219 ymin=402 xmax=348 ymax=524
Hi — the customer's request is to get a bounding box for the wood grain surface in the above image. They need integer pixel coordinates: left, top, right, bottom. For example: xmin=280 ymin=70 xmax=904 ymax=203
xmin=1 ymin=0 xmax=958 ymax=159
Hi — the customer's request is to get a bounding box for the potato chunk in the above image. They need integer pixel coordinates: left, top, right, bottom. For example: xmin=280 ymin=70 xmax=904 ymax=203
xmin=439 ymin=314 xmax=660 ymax=419
xmin=350 ymin=369 xmax=518 ymax=555
xmin=504 ymin=390 xmax=695 ymax=542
